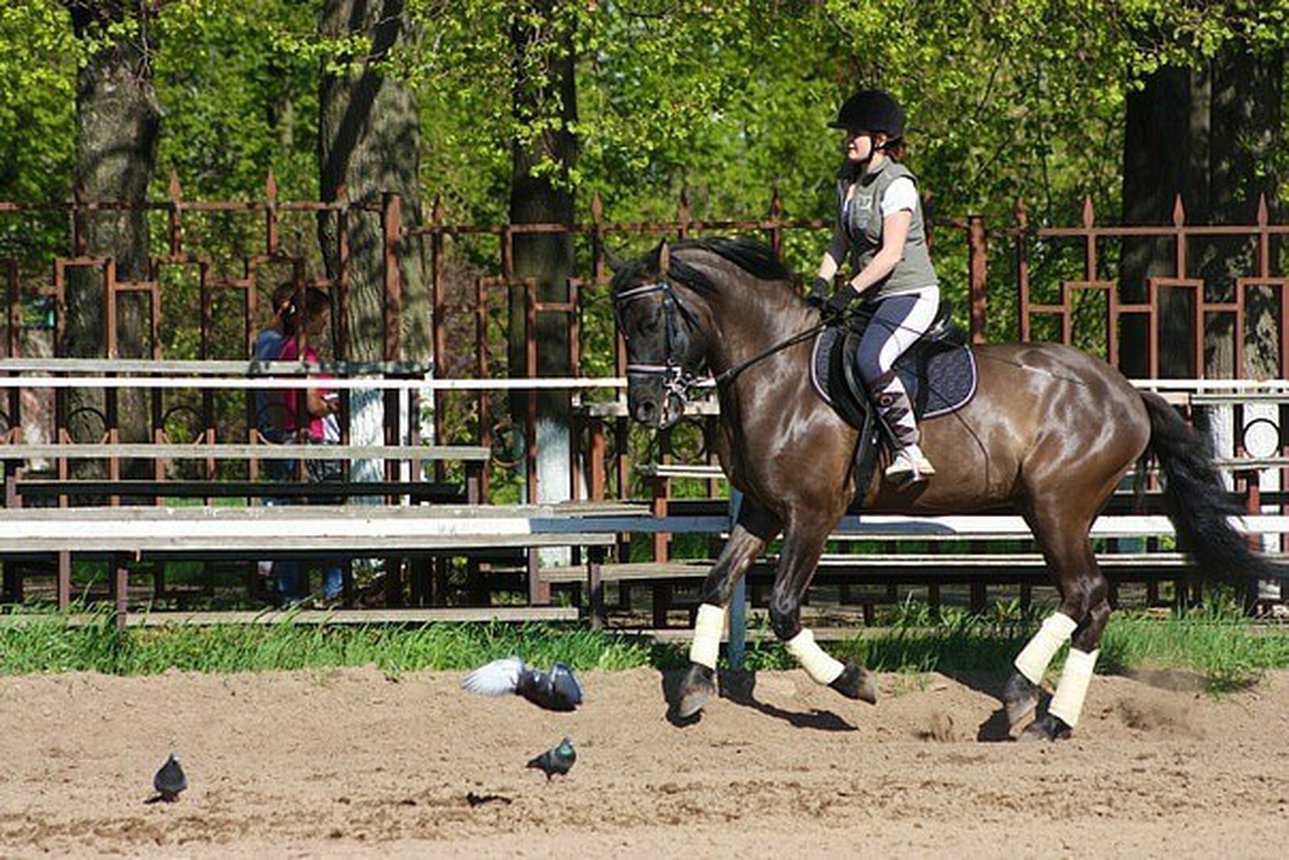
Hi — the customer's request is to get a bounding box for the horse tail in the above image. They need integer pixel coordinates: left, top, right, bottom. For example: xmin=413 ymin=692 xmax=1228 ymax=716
xmin=1141 ymin=391 xmax=1285 ymax=586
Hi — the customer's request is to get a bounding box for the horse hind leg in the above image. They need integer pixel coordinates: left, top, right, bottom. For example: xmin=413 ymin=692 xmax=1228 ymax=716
xmin=675 ymin=501 xmax=780 ymax=720
xmin=1006 ymin=509 xmax=1111 ymax=741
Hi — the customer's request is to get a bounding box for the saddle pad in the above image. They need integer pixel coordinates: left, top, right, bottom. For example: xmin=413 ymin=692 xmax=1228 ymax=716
xmin=810 ymin=325 xmax=978 ymax=428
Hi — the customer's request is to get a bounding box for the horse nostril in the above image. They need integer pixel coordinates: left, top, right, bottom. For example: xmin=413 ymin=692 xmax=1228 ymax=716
xmin=636 ymin=400 xmax=657 ymax=423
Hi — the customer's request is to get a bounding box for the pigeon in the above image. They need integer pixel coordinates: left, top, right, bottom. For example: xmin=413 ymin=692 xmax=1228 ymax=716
xmin=461 ymin=657 xmax=584 ymax=712
xmin=526 ymin=737 xmax=576 ymax=781
xmin=151 ymin=753 xmax=187 ymax=803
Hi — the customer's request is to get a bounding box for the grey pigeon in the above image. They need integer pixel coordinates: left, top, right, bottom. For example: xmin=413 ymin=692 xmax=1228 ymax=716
xmin=462 ymin=657 xmax=584 ymax=712
xmin=152 ymin=753 xmax=187 ymax=803
xmin=527 ymin=736 xmax=576 ymax=780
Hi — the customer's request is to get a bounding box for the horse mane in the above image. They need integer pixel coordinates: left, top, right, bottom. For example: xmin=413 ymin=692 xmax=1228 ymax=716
xmin=611 ymin=236 xmax=792 ymax=297
xmin=668 ymin=237 xmax=792 ymax=293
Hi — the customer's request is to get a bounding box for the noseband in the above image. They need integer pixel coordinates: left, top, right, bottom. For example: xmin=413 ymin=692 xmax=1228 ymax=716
xmin=613 ymin=279 xmax=707 ymax=408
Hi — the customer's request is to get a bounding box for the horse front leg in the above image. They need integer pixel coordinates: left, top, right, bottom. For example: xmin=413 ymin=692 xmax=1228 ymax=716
xmin=770 ymin=520 xmax=877 ymax=704
xmin=675 ymin=501 xmax=780 ymax=719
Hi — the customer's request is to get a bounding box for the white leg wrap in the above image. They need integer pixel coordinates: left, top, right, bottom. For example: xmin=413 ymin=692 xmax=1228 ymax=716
xmin=785 ymin=628 xmax=845 ymax=685
xmin=1013 ymin=612 xmax=1078 ymax=684
xmin=1048 ymin=647 xmax=1099 ymax=728
xmin=689 ymin=603 xmax=726 ymax=670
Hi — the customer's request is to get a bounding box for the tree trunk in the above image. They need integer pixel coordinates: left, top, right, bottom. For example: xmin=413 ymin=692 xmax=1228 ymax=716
xmin=1201 ymin=46 xmax=1283 ymax=382
xmin=508 ymin=2 xmax=577 ymax=516
xmin=317 ymin=0 xmax=428 ymax=494
xmin=64 ymin=2 xmax=159 ymax=470
xmin=1118 ymin=65 xmax=1208 ymax=378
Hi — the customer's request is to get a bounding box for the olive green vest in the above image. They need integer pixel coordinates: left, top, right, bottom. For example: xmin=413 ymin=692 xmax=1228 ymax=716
xmin=838 ymin=159 xmax=938 ymax=301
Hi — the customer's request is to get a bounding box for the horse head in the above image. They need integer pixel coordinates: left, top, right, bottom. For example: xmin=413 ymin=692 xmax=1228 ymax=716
xmin=611 ymin=241 xmax=711 ymax=429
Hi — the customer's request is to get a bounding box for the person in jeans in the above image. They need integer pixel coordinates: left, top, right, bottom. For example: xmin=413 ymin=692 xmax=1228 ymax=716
xmin=809 ymin=89 xmax=941 ymax=485
xmin=253 ymin=282 xmax=299 ymax=597
xmin=278 ymin=287 xmax=345 ymax=606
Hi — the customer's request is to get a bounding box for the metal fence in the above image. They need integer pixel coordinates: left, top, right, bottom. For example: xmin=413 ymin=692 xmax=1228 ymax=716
xmin=2 ymin=179 xmax=1287 ymax=502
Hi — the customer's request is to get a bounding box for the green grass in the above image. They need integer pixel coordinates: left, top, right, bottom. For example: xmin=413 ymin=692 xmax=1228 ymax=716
xmin=0 ymin=607 xmax=651 ymax=678
xmin=2 ymin=597 xmax=1287 ymax=694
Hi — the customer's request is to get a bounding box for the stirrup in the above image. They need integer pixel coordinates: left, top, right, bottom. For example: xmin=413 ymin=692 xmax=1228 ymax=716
xmin=885 ymin=446 xmax=936 ymax=483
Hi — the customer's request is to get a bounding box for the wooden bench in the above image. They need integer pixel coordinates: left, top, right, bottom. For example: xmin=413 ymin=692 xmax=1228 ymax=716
xmin=6 ymin=479 xmax=468 ymax=506
xmin=0 ymin=502 xmax=622 ymax=627
xmin=541 ymin=504 xmax=1289 ymax=626
xmin=0 ymin=442 xmax=491 ymax=502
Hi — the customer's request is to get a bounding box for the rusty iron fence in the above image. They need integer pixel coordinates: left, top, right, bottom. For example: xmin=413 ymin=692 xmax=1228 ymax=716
xmin=2 ymin=179 xmax=1287 ymax=515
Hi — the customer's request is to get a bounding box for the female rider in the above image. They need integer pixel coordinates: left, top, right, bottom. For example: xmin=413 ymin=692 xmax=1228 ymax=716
xmin=809 ymin=89 xmax=940 ymax=484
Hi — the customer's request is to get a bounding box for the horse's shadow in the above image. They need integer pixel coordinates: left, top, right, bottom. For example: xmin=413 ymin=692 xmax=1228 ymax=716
xmin=658 ymin=668 xmax=856 ymax=732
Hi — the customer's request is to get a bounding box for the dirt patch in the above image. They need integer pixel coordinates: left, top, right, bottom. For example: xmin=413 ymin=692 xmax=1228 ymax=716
xmin=1 ymin=667 xmax=1287 ymax=857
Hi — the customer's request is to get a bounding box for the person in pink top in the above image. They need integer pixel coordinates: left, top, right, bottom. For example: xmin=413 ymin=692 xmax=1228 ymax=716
xmin=276 ymin=287 xmax=344 ymax=605
xmin=279 ymin=287 xmax=340 ymax=443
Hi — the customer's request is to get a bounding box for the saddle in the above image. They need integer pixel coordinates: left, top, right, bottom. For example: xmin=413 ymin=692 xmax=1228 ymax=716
xmin=810 ymin=301 xmax=978 ymax=490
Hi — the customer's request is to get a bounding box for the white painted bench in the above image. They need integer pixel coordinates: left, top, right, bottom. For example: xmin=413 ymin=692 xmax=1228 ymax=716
xmin=0 ymin=503 xmax=626 ymax=626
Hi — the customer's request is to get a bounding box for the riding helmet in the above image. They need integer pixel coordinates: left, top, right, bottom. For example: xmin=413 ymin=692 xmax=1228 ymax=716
xmin=829 ymin=89 xmax=905 ymax=139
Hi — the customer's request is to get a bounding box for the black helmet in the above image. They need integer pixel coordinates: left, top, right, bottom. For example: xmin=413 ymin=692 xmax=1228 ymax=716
xmin=829 ymin=89 xmax=905 ymax=139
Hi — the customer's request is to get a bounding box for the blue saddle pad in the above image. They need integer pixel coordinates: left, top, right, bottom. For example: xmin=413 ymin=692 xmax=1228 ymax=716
xmin=810 ymin=325 xmax=977 ymax=431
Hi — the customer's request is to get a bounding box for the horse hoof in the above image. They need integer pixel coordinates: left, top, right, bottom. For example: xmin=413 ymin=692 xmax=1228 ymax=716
xmin=829 ymin=662 xmax=877 ymax=705
xmin=1002 ymin=672 xmax=1042 ymax=735
xmin=1018 ymin=713 xmax=1073 ymax=742
xmin=676 ymin=663 xmax=717 ymax=719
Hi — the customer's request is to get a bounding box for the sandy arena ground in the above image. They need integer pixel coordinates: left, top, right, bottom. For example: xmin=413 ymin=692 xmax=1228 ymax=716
xmin=1 ymin=665 xmax=1287 ymax=858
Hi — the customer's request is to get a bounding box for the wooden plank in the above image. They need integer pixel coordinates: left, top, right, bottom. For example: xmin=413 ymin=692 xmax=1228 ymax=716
xmin=0 ymin=358 xmax=434 ymax=375
xmin=6 ymin=505 xmax=1282 ymax=544
xmin=0 ymin=514 xmax=618 ymax=554
xmin=541 ymin=560 xmax=713 ymax=583
xmin=540 ymin=553 xmax=1205 ymax=585
xmin=0 ymin=375 xmax=625 ymax=392
xmin=0 ymin=606 xmax=579 ymax=627
xmin=638 ymin=463 xmax=726 ymax=480
xmin=0 ymin=502 xmax=646 ymax=522
xmin=807 ymin=552 xmax=1195 ymax=567
xmin=11 ymin=479 xmax=465 ymax=500
xmin=0 ymin=443 xmax=490 ymax=461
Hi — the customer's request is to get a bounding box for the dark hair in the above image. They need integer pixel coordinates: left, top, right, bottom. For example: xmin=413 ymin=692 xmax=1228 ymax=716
xmin=883 ymin=138 xmax=907 ymax=161
xmin=280 ymin=286 xmax=329 ymax=336
xmin=271 ymin=281 xmax=297 ymax=308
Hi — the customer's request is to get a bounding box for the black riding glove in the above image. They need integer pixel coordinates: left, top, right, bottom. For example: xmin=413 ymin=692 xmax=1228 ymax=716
xmin=806 ymin=276 xmax=830 ymax=308
xmin=823 ymin=289 xmax=855 ymax=320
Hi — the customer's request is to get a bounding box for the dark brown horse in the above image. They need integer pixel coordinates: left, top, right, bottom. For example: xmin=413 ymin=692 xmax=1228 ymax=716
xmin=612 ymin=236 xmax=1282 ymax=739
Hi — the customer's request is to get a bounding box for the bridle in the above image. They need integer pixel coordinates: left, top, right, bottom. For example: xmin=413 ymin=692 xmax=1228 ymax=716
xmin=614 ymin=274 xmax=827 ymax=408
xmin=613 ymin=278 xmax=707 ymax=409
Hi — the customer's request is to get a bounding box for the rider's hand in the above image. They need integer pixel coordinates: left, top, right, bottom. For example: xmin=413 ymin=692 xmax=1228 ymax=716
xmin=823 ymin=289 xmax=854 ymax=320
xmin=806 ymin=276 xmax=830 ymax=309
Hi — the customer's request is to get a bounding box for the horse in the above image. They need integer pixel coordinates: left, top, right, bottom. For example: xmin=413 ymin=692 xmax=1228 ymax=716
xmin=611 ymin=235 xmax=1284 ymax=740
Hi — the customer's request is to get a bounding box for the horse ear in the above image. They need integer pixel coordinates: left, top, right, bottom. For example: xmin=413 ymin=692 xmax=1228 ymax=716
xmin=657 ymin=241 xmax=670 ymax=276
xmin=605 ymin=245 xmax=626 ymax=273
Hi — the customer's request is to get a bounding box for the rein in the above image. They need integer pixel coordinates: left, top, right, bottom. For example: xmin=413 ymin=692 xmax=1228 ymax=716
xmin=712 ymin=324 xmax=825 ymax=386
xmin=615 ymin=277 xmax=826 ymax=402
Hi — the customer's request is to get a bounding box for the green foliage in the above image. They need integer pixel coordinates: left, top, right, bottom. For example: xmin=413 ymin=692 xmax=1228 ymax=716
xmin=152 ymin=0 xmax=321 ymax=200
